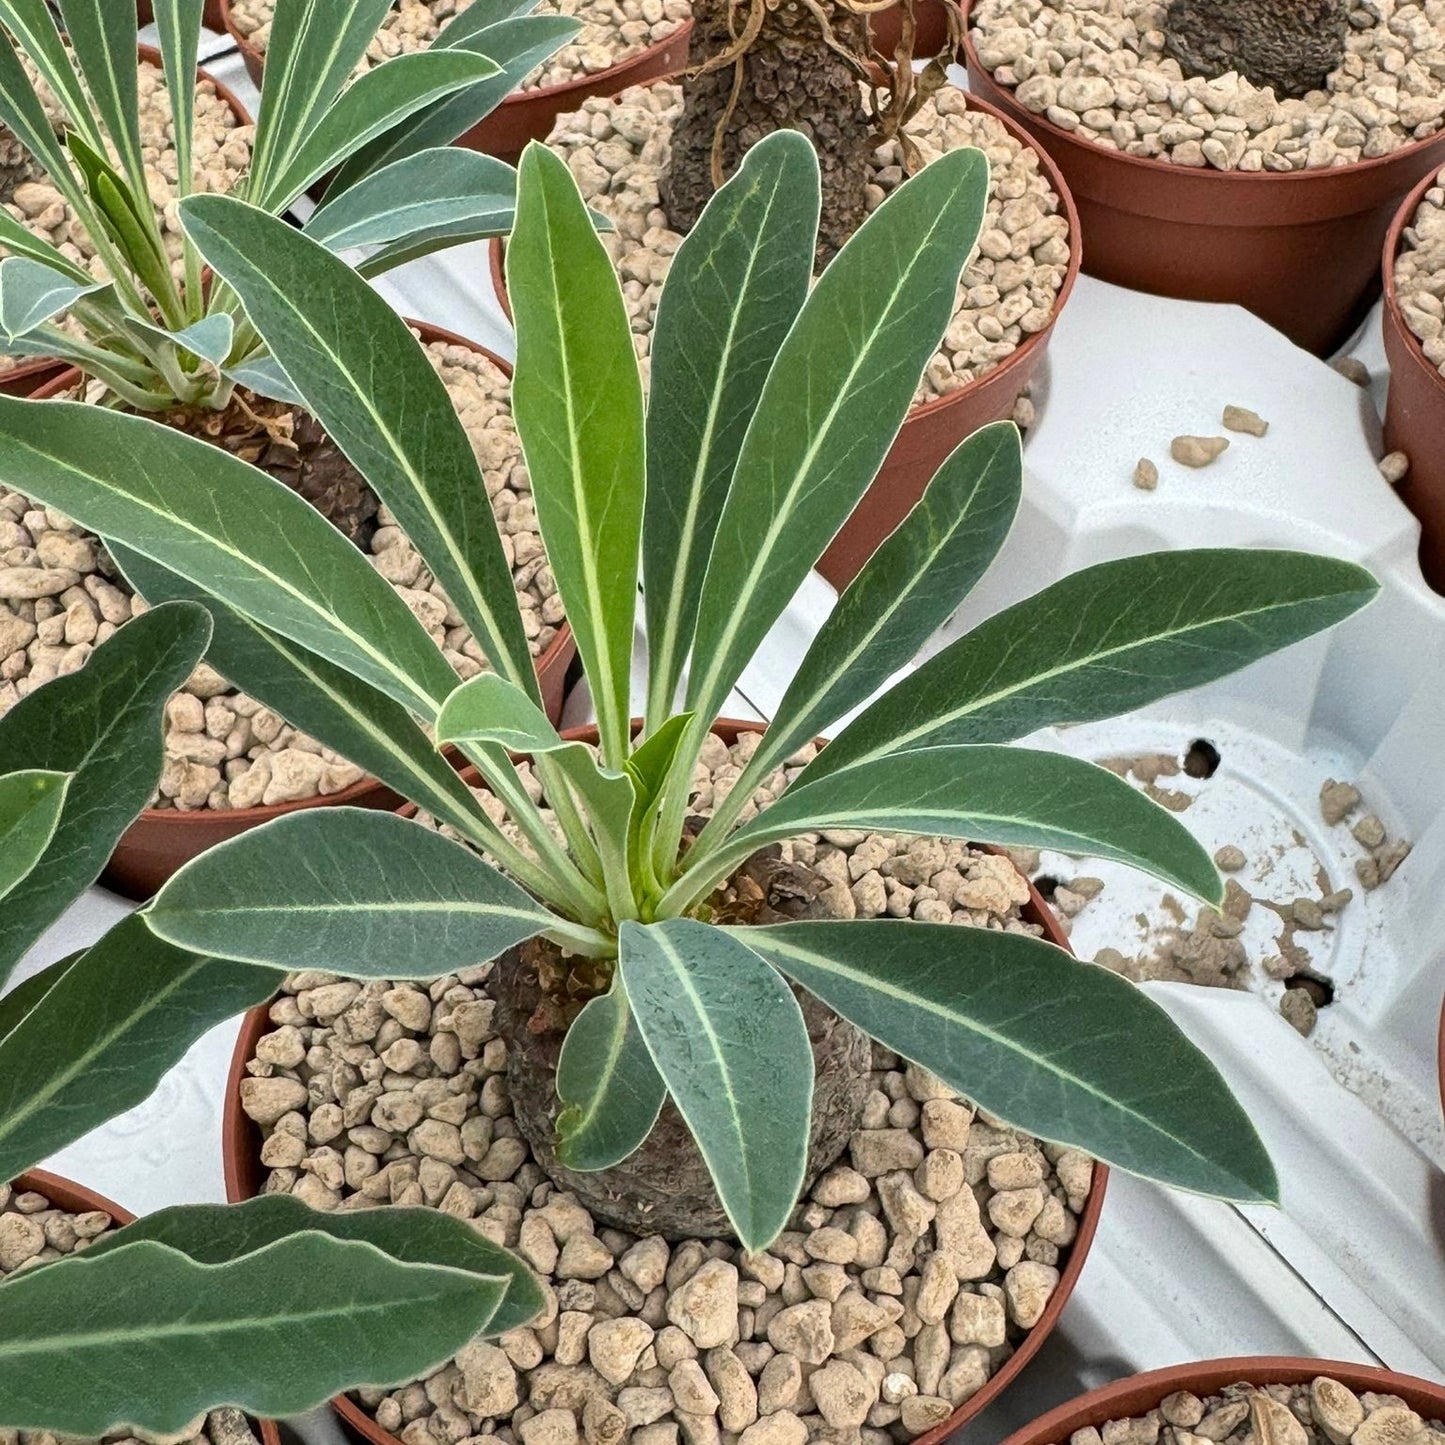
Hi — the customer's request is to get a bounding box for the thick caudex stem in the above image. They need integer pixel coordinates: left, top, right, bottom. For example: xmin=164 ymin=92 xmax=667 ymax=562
xmin=1161 ymin=0 xmax=1350 ymax=100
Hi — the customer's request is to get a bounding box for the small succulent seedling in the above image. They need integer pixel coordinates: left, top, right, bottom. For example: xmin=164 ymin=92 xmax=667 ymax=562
xmin=0 ymin=0 xmax=578 ymax=409
xmin=0 ymin=132 xmax=1378 ymax=1264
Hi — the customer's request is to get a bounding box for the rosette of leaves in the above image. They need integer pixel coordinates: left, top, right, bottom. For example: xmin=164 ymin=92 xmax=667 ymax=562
xmin=0 ymin=609 xmax=541 ymax=1435
xmin=0 ymin=0 xmax=579 ymax=409
xmin=0 ymin=133 xmax=1379 ymax=1253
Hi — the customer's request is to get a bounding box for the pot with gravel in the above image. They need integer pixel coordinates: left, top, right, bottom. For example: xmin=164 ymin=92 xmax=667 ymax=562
xmin=493 ymin=74 xmax=1081 ymax=587
xmin=0 ymin=120 xmax=1385 ymax=1445
xmin=963 ymin=0 xmax=1445 ymax=354
xmin=8 ymin=320 xmax=576 ymax=899
xmin=0 ymin=2 xmax=587 ymax=890
xmin=995 ymin=1358 xmax=1445 ymax=1445
xmin=221 ymin=0 xmax=695 ymax=164
xmin=0 ymin=621 xmax=543 ymax=1432
xmin=1381 ymin=164 xmax=1445 ymax=590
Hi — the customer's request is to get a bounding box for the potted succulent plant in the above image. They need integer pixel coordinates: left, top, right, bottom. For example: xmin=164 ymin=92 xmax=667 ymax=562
xmin=963 ymin=0 xmax=1445 ymax=354
xmin=995 ymin=1357 xmax=1445 ymax=1445
xmin=1381 ymin=164 xmax=1445 ymax=591
xmin=0 ymin=0 xmax=581 ymax=893
xmin=0 ymin=125 xmax=1379 ymax=1441
xmin=220 ymin=0 xmax=695 ymax=164
xmin=0 ymin=608 xmax=541 ymax=1433
xmin=497 ymin=0 xmax=1082 ymax=586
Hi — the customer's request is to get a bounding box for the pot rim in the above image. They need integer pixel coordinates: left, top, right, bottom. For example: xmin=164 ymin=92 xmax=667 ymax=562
xmin=1381 ymin=162 xmax=1445 ymax=397
xmin=486 ymin=71 xmax=1083 ymax=429
xmin=218 ymin=0 xmax=694 ymax=109
xmin=995 ymin=1357 xmax=1445 ymax=1445
xmin=29 ymin=318 xmax=576 ymax=832
xmin=959 ymin=0 xmax=1445 ymax=188
xmin=221 ymin=716 xmax=1109 ymax=1445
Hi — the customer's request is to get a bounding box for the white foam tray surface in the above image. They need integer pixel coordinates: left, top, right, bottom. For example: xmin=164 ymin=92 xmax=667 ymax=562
xmin=23 ymin=32 xmax=1445 ymax=1444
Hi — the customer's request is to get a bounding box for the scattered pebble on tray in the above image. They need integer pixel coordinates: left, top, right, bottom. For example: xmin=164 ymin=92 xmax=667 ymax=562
xmin=1132 ymin=458 xmax=1159 ymax=490
xmin=242 ymin=734 xmax=1094 ymax=1445
xmin=1395 ymin=164 xmax=1445 ymax=376
xmin=1061 ymin=1377 xmax=1445 ymax=1445
xmin=226 ymin=0 xmax=691 ymax=93
xmin=0 ymin=341 xmax=558 ymax=813
xmin=0 ymin=59 xmax=252 ymax=376
xmin=969 ymin=0 xmax=1445 ymax=171
xmin=1170 ymin=435 xmax=1229 ymax=468
xmin=544 ymin=81 xmax=1071 ymax=407
xmin=1331 ymin=355 xmax=1373 ymax=387
xmin=1223 ymin=405 xmax=1269 ymax=437
xmin=1378 ymin=450 xmax=1411 ymax=483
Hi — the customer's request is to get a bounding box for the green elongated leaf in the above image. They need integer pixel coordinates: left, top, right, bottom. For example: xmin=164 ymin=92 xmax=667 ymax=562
xmin=56 ymin=0 xmax=148 ymax=194
xmin=437 ymin=672 xmax=565 ymax=754
xmin=0 ymin=256 xmax=106 ymax=339
xmin=0 ymin=771 xmax=70 ymax=903
xmin=261 ymin=49 xmax=502 ymax=212
xmin=151 ymin=0 xmax=204 ymax=208
xmin=684 ymin=744 xmax=1221 ymax=909
xmin=684 ymin=146 xmax=991 ymax=728
xmin=0 ymin=210 xmax=95 ymax=284
xmin=0 ymin=395 xmax=457 ymax=714
xmin=643 ymin=131 xmax=818 ymax=725
xmin=0 ymin=913 xmax=275 ymax=1183
xmin=0 ymin=0 xmax=104 ymax=154
xmin=223 ymin=354 xmax=302 ymax=406
xmin=809 ymin=550 xmax=1381 ymax=781
xmin=745 ymin=920 xmax=1279 ymax=1204
xmin=625 ymin=711 xmax=692 ymax=877
xmin=332 ymin=12 xmax=579 ymax=191
xmin=618 ymin=919 xmax=813 ymax=1251
xmin=124 ymin=312 xmax=235 ymax=368
xmin=0 ymin=1223 xmax=509 ymax=1434
xmin=709 ymin=421 xmax=1021 ymax=827
xmin=555 ymin=982 xmax=667 ymax=1170
xmin=0 ymin=32 xmax=95 ymax=221
xmin=113 ymin=545 xmax=493 ymax=845
xmin=248 ymin=0 xmax=395 ymax=197
xmin=82 ymin=1193 xmax=544 ymax=1336
xmin=0 ymin=952 xmax=77 ymax=1051
xmin=181 ymin=195 xmax=538 ymax=704
xmin=306 ymin=147 xmax=518 ymax=252
xmin=508 ymin=143 xmax=645 ymax=769
xmin=146 ymin=808 xmax=554 ymax=975
xmin=0 ymin=603 xmax=212 ymax=985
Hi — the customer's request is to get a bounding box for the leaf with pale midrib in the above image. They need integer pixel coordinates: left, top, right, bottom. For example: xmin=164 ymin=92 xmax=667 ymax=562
xmin=806 ymin=550 xmax=1380 ymax=781
xmin=146 ymin=808 xmax=554 ymax=976
xmin=0 ymin=603 xmax=211 ymax=987
xmin=618 ymin=919 xmax=813 ymax=1251
xmin=0 ymin=913 xmax=275 ymax=1182
xmin=744 ymin=920 xmax=1279 ymax=1204
xmin=0 ymin=770 xmax=69 ymax=903
xmin=0 ymin=1226 xmax=510 ymax=1435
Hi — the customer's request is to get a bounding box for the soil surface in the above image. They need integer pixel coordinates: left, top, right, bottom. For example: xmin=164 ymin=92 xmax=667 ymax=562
xmin=1396 ymin=164 xmax=1445 ymax=376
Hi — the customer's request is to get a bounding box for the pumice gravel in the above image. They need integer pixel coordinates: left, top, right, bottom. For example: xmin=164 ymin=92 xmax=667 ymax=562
xmin=241 ymin=735 xmax=1095 ymax=1445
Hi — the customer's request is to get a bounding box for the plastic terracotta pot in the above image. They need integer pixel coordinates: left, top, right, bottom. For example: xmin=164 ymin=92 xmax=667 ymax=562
xmin=11 ymin=1171 xmax=283 ymax=1445
xmin=869 ymin=0 xmax=954 ymax=65
xmin=25 ymin=321 xmax=576 ymax=899
xmin=488 ymin=78 xmax=1081 ymax=589
xmin=961 ymin=0 xmax=1445 ymax=357
xmin=1381 ymin=167 xmax=1445 ymax=593
xmin=997 ymin=1358 xmax=1445 ymax=1445
xmin=219 ymin=0 xmax=693 ymax=167
xmin=223 ymin=717 xmax=1107 ymax=1445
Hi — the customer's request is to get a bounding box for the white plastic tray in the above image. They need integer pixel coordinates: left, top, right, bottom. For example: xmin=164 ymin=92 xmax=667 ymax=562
xmin=18 ymin=29 xmax=1445 ymax=1443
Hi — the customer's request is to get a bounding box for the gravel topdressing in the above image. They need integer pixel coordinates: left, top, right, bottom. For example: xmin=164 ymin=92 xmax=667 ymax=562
xmin=544 ymin=81 xmax=1070 ymax=406
xmin=226 ymin=0 xmax=692 ymax=93
xmin=1060 ymin=1377 xmax=1445 ymax=1445
xmin=0 ymin=339 xmax=559 ymax=812
xmin=969 ymin=0 xmax=1445 ymax=171
xmin=1396 ymin=164 xmax=1445 ymax=374
xmin=240 ymin=732 xmax=1092 ymax=1445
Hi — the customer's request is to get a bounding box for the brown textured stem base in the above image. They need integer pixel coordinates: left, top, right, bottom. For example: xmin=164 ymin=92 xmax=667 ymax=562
xmin=660 ymin=0 xmax=872 ymax=261
xmin=1162 ymin=0 xmax=1349 ymax=101
xmin=495 ymin=933 xmax=872 ymax=1240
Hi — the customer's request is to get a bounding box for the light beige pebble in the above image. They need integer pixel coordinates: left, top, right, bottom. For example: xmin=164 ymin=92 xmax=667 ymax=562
xmin=1223 ymin=405 xmax=1269 ymax=437
xmin=1379 ymin=451 xmax=1410 ymax=483
xmin=1133 ymin=457 xmax=1159 ymax=490
xmin=1171 ymin=435 xmax=1230 ymax=468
